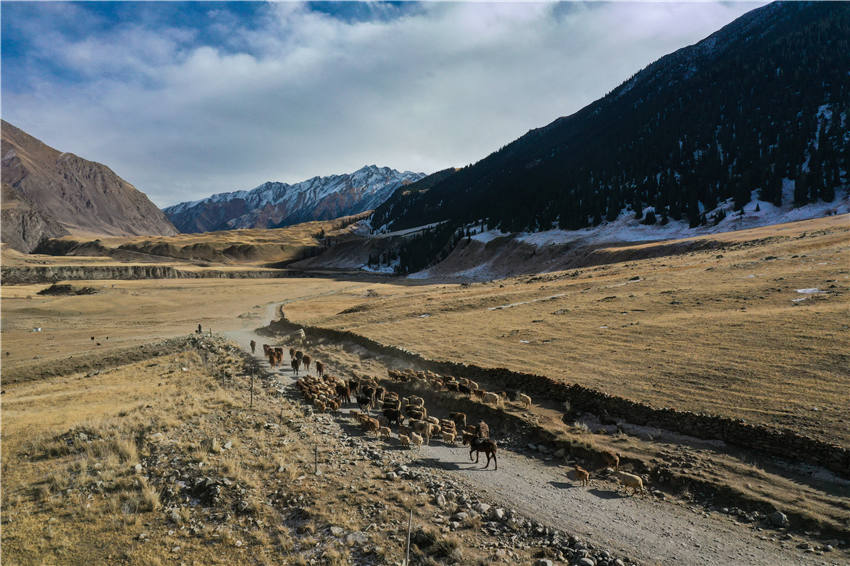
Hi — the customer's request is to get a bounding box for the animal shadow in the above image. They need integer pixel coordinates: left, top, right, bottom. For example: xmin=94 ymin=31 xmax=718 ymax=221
xmin=548 ymin=481 xmax=579 ymax=490
xmin=588 ymin=488 xmax=622 ymax=499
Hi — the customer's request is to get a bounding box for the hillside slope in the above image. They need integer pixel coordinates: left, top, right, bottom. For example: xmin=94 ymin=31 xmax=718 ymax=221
xmin=164 ymin=165 xmax=425 ymax=233
xmin=371 ymin=2 xmax=849 ymax=272
xmin=1 ymin=120 xmax=177 ymax=251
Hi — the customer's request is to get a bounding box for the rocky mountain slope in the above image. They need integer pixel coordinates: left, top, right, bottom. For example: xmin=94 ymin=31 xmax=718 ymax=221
xmin=1 ymin=120 xmax=177 ymax=252
xmin=371 ymin=2 xmax=850 ymax=274
xmin=164 ymin=165 xmax=425 ymax=233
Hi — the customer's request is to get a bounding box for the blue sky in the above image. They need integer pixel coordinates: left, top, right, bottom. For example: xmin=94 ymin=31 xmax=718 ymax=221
xmin=1 ymin=1 xmax=765 ymax=207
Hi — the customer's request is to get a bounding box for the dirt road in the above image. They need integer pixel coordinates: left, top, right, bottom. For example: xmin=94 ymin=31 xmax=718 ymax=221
xmin=224 ymin=310 xmax=838 ymax=566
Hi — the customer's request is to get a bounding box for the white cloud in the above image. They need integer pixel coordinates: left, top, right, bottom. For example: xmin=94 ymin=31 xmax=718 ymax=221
xmin=2 ymin=2 xmax=764 ymax=207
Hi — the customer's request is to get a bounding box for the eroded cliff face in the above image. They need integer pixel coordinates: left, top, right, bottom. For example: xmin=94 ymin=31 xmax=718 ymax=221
xmin=1 ymin=184 xmax=69 ymax=252
xmin=1 ymin=120 xmax=177 ymax=252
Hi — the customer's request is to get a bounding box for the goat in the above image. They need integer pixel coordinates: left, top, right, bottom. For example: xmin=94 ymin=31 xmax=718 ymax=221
xmin=476 ymin=421 xmax=490 ymax=439
xmin=302 ymin=355 xmax=311 ymax=373
xmin=614 ymin=471 xmax=644 ymax=494
xmin=361 ymin=417 xmax=380 ymax=436
xmin=291 ymin=358 xmax=301 ymax=375
xmin=295 ymin=350 xmax=304 ymax=360
xmin=398 ymin=434 xmax=411 ymax=449
xmin=441 ymin=431 xmax=457 ymax=445
xmin=518 ymin=393 xmax=532 ymax=409
xmin=574 ymin=466 xmax=590 ymax=487
xmin=378 ymin=426 xmax=391 ymax=440
xmin=335 ymin=382 xmax=352 ymax=404
xmin=382 ymin=408 xmax=403 ymax=428
xmin=289 ymin=347 xmax=296 ymax=359
xmin=466 ymin=436 xmax=498 ymax=470
xmin=315 ymin=361 xmax=324 ymax=377
xmin=249 ymin=340 xmax=256 ymax=354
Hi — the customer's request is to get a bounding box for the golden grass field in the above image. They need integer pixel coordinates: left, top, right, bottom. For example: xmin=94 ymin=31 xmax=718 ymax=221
xmin=1 ymin=339 xmax=543 ymax=566
xmin=1 ymin=212 xmax=368 ymax=268
xmin=3 ymin=215 xmax=848 ymax=447
xmin=2 ymin=214 xmax=850 ymax=563
xmin=279 ymin=215 xmax=850 ymax=448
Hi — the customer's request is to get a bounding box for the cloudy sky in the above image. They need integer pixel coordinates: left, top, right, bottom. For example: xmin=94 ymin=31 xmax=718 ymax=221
xmin=2 ymin=1 xmax=765 ymax=207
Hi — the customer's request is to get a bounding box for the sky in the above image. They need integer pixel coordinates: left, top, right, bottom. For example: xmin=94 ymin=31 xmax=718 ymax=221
xmin=1 ymin=1 xmax=766 ymax=207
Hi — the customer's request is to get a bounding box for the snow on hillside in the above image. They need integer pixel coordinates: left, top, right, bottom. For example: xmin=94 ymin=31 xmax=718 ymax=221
xmin=409 ymin=191 xmax=848 ymax=280
xmin=470 ymin=190 xmax=849 ymax=250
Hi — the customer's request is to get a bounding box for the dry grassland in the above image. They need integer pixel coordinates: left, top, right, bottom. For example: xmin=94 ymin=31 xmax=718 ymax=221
xmin=0 ymin=339 xmax=544 ymax=565
xmin=0 ymin=278 xmax=372 ymax=374
xmin=281 ymin=216 xmax=850 ymax=447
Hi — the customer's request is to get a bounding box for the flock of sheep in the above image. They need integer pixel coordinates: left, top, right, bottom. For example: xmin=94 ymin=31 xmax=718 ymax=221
xmin=256 ymin=341 xmax=645 ymax=493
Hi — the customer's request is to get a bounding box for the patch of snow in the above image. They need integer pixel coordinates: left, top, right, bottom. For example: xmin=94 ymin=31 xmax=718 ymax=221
xmin=489 ymin=293 xmax=566 ymax=311
xmin=470 ymin=229 xmax=510 ymax=244
xmin=796 ymin=288 xmax=822 ymax=294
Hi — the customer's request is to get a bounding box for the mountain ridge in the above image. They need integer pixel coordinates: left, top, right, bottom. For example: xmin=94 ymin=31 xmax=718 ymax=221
xmin=369 ymin=1 xmax=849 ymax=274
xmin=164 ymin=165 xmax=425 ymax=233
xmin=1 ymin=120 xmax=177 ymax=252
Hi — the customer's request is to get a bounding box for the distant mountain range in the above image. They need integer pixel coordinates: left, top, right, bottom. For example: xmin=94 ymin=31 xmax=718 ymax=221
xmin=164 ymin=166 xmax=425 ymax=233
xmin=1 ymin=120 xmax=177 ymax=252
xmin=371 ymin=2 xmax=850 ymax=274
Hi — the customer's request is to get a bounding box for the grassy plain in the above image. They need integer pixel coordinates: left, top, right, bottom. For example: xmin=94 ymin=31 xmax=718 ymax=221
xmin=281 ymin=215 xmax=850 ymax=447
xmin=2 ymin=214 xmax=848 ymax=448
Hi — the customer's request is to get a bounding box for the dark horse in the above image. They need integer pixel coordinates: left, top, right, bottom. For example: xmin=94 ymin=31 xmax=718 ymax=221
xmin=466 ymin=436 xmax=498 ymax=470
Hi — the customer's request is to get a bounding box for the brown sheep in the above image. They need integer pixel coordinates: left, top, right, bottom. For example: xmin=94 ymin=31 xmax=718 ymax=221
xmin=303 ymin=355 xmax=311 ymax=372
xmin=410 ymin=432 xmax=424 ymax=449
xmin=449 ymin=412 xmax=467 ymax=430
xmin=574 ymin=466 xmax=590 ymax=487
xmin=398 ymin=434 xmax=411 ymax=449
xmin=315 ymin=361 xmax=324 ymax=377
xmin=602 ymin=451 xmax=620 ymax=471
xmin=378 ymin=426 xmax=391 ymax=440
xmin=361 ymin=417 xmax=380 ymax=436
xmin=441 ymin=431 xmax=457 ymax=445
xmin=482 ymin=391 xmax=501 ymax=406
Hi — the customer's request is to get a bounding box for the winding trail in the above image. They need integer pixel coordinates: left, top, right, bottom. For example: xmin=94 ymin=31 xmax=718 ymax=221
xmin=223 ymin=305 xmax=834 ymax=566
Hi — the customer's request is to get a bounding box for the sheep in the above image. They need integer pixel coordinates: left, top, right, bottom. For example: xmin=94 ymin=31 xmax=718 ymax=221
xmin=335 ymin=382 xmax=352 ymax=404
xmin=426 ymin=416 xmax=440 ymax=426
xmin=361 ymin=417 xmax=380 ymax=436
xmin=482 ymin=391 xmax=501 ymax=406
xmin=302 ymin=355 xmax=311 ymax=373
xmin=378 ymin=426 xmax=391 ymax=440
xmin=382 ymin=408 xmax=403 ymax=428
xmin=602 ymin=451 xmax=620 ymax=471
xmin=398 ymin=434 xmax=411 ymax=449
xmin=316 ymin=361 xmax=324 ymax=377
xmin=447 ymin=412 xmax=466 ymax=430
xmin=410 ymin=420 xmax=432 ymax=444
xmin=518 ymin=393 xmax=532 ymax=409
xmin=574 ymin=466 xmax=590 ymax=487
xmin=441 ymin=431 xmax=457 ymax=445
xmin=289 ymin=347 xmax=296 ymax=359
xmin=410 ymin=432 xmax=424 ymax=449
xmin=614 ymin=471 xmax=644 ymax=495
xmin=476 ymin=421 xmax=490 ymax=439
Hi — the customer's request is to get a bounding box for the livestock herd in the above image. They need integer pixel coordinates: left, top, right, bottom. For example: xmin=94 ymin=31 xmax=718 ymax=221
xmin=258 ymin=342 xmax=640 ymax=491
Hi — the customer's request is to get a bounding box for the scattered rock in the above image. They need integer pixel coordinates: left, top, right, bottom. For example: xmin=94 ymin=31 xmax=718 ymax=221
xmin=769 ymin=511 xmax=789 ymax=528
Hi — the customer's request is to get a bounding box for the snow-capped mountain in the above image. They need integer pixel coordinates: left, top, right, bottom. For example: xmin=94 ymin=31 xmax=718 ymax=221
xmin=164 ymin=165 xmax=425 ymax=233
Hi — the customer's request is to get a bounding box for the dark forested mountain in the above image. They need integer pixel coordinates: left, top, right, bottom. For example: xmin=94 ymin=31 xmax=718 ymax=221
xmin=164 ymin=165 xmax=424 ymax=233
xmin=373 ymin=2 xmax=849 ymax=272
